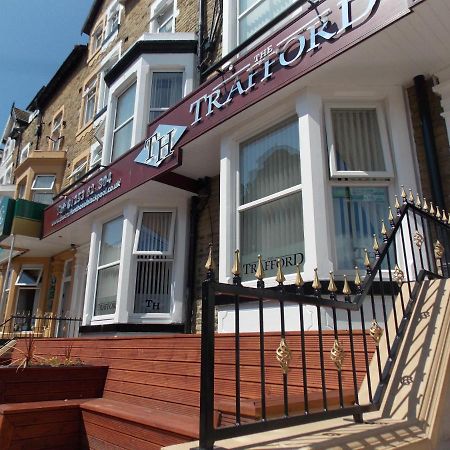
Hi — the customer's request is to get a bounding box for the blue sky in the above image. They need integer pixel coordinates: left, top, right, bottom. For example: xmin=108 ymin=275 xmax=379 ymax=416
xmin=0 ymin=0 xmax=93 ymax=138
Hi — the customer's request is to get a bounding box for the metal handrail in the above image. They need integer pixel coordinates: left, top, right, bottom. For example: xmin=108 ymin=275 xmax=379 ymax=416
xmin=198 ymin=194 xmax=450 ymax=449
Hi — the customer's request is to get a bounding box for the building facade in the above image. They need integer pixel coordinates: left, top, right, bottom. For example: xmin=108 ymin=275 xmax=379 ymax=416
xmin=0 ymin=0 xmax=449 ymax=335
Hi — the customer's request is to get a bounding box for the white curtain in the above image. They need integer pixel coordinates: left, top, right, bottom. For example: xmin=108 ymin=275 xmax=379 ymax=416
xmin=331 ymin=108 xmax=385 ymax=172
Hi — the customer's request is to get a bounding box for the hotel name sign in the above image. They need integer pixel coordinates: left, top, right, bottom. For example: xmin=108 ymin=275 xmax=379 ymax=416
xmin=43 ymin=0 xmax=412 ymax=236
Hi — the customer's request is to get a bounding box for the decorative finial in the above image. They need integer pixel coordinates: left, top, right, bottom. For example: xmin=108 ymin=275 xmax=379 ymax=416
xmin=408 ymin=189 xmax=414 ymax=203
xmin=364 ymin=249 xmax=372 ymax=272
xmin=276 ymin=258 xmax=285 ymax=286
xmin=388 ymin=207 xmax=394 ymax=224
xmin=381 ymin=220 xmax=388 ymax=239
xmin=401 ymin=186 xmax=407 ymax=203
xmin=442 ymin=210 xmax=448 ymax=224
xmin=373 ymin=234 xmax=380 ymax=255
xmin=342 ymin=275 xmax=351 ymax=301
xmin=429 ymin=202 xmax=435 ymax=216
xmin=436 ymin=206 xmax=442 ymax=220
xmin=312 ymin=268 xmax=322 ymax=294
xmin=394 ymin=195 xmax=401 ymax=212
xmin=255 ymin=254 xmax=265 ymax=281
xmin=354 ymin=266 xmax=362 ymax=293
xmin=205 ymin=243 xmax=214 ymax=272
xmin=295 ymin=264 xmax=304 ymax=289
xmin=415 ymin=193 xmax=422 ymax=208
xmin=232 ymin=249 xmax=241 ymax=284
xmin=423 ymin=197 xmax=429 ymax=212
xmin=276 ymin=338 xmax=292 ymax=374
xmin=328 ymin=271 xmax=337 ymax=299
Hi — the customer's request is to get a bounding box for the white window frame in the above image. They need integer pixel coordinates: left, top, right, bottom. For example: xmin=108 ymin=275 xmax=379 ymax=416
xmin=104 ymin=1 xmax=121 ymax=44
xmin=150 ymin=0 xmax=177 ymax=33
xmin=50 ymin=113 xmax=63 ymax=151
xmin=148 ymin=70 xmax=184 ymax=121
xmin=110 ymin=79 xmax=137 ymax=162
xmin=2 ymin=138 xmax=15 ymax=164
xmin=69 ymin=159 xmax=88 ymax=181
xmin=90 ymin=142 xmax=103 ymax=168
xmin=93 ymin=215 xmax=123 ymax=319
xmin=91 ymin=25 xmax=104 ymax=54
xmin=324 ymin=101 xmax=394 ymax=179
xmin=4 ymin=163 xmax=13 ymax=185
xmin=19 ymin=143 xmax=30 ymax=164
xmin=15 ymin=266 xmax=43 ymax=287
xmin=31 ymin=174 xmax=56 ymax=204
xmin=97 ymin=44 xmax=121 ymax=114
xmin=83 ymin=79 xmax=97 ymax=125
xmin=133 ymin=208 xmax=176 ymax=256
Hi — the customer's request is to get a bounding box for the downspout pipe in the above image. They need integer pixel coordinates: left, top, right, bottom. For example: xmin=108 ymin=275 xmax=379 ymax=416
xmin=413 ymin=75 xmax=446 ymax=210
xmin=198 ymin=0 xmax=206 ymax=82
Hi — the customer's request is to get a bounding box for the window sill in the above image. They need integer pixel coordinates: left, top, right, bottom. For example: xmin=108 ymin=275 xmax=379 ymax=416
xmin=76 ymin=120 xmax=95 ymax=139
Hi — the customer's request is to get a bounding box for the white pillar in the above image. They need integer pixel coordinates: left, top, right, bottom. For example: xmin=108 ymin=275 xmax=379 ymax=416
xmin=114 ymin=204 xmax=138 ymax=324
xmin=296 ymin=89 xmax=333 ymax=279
xmin=82 ymin=223 xmax=101 ymax=326
xmin=71 ymin=248 xmax=88 ymax=336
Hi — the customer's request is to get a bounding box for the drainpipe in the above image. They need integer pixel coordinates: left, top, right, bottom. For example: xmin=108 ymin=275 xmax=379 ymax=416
xmin=0 ymin=235 xmax=15 ymax=322
xmin=198 ymin=0 xmax=206 ymax=82
xmin=413 ymin=75 xmax=446 ymax=210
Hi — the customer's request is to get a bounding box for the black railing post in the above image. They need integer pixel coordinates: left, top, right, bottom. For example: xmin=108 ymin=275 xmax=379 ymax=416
xmin=198 ymin=267 xmax=216 ymax=450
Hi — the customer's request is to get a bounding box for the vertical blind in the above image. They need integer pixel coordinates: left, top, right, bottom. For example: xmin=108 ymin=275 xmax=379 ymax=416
xmin=239 ymin=118 xmax=303 ymax=281
xmin=331 ymin=108 xmax=385 ymax=172
xmin=333 ymin=187 xmax=388 ymax=269
xmin=134 ymin=212 xmax=174 ymax=314
xmin=149 ymin=73 xmax=183 ymax=122
xmin=240 ymin=118 xmax=301 ymax=205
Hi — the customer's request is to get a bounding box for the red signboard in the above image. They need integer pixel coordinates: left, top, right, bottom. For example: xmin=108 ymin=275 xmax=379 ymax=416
xmin=43 ymin=0 xmax=415 ymax=237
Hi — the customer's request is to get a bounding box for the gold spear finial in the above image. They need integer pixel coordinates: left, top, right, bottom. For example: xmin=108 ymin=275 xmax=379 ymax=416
xmin=312 ymin=268 xmax=322 ymax=291
xmin=231 ymin=249 xmax=240 ymax=276
xmin=328 ymin=271 xmax=337 ymax=293
xmin=295 ymin=263 xmax=304 ymax=287
xmin=401 ymin=186 xmax=407 ymax=202
xmin=364 ymin=249 xmax=372 ymax=270
xmin=394 ymin=195 xmax=401 ymax=210
xmin=429 ymin=202 xmax=435 ymax=216
xmin=342 ymin=275 xmax=351 ymax=296
xmin=423 ymin=197 xmax=429 ymax=212
xmin=373 ymin=234 xmax=380 ymax=252
xmin=255 ymin=255 xmax=265 ymax=281
xmin=415 ymin=193 xmax=422 ymax=208
xmin=354 ymin=266 xmax=362 ymax=287
xmin=381 ymin=219 xmax=388 ymax=237
xmin=205 ymin=243 xmax=214 ymax=271
xmin=388 ymin=206 xmax=394 ymax=222
xmin=442 ymin=210 xmax=448 ymax=224
xmin=276 ymin=258 xmax=285 ymax=285
xmin=408 ymin=189 xmax=414 ymax=203
xmin=436 ymin=206 xmax=442 ymax=220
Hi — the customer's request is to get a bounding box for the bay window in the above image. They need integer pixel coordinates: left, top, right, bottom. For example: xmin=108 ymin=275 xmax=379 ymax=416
xmin=238 ymin=117 xmax=304 ymax=281
xmin=111 ymin=82 xmax=136 ymax=161
xmin=325 ymin=102 xmax=393 ymax=270
xmin=149 ymin=72 xmax=183 ymax=122
xmin=133 ymin=210 xmax=176 ymax=314
xmin=94 ymin=216 xmax=123 ymax=316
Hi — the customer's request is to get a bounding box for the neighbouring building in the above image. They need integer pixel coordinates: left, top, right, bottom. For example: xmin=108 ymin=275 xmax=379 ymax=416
xmin=0 ymin=0 xmax=449 ymax=336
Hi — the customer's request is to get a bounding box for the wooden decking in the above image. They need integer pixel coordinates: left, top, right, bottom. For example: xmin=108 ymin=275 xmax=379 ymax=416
xmin=0 ymin=331 xmax=375 ymax=449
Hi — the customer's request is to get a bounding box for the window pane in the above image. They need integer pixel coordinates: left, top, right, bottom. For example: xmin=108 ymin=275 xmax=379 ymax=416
xmin=32 ymin=192 xmax=53 ymax=205
xmin=112 ymin=119 xmax=133 ymax=160
xmin=134 ymin=256 xmax=172 ymax=313
xmin=240 ymin=118 xmax=300 ymax=205
xmin=115 ymin=83 xmax=136 ymax=127
xmin=239 ymin=0 xmax=294 ymax=43
xmin=32 ymin=175 xmax=55 ymax=189
xmin=150 ymin=73 xmax=182 ymax=111
xmin=94 ymin=265 xmax=119 ymax=315
xmin=240 ymin=192 xmax=304 ymax=281
xmin=331 ymin=108 xmax=385 ymax=172
xmin=332 ymin=187 xmax=389 ymax=269
xmin=99 ymin=216 xmax=123 ymax=266
xmin=157 ymin=8 xmax=173 ymax=32
xmin=137 ymin=212 xmax=173 ymax=253
xmin=17 ymin=268 xmax=41 ymax=285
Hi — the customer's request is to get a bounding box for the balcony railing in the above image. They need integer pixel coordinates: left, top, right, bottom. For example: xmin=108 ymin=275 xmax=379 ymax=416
xmin=198 ymin=188 xmax=450 ymax=449
xmin=0 ymin=313 xmax=81 ymax=340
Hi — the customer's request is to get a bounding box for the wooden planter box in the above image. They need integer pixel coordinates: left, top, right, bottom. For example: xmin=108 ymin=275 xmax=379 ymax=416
xmin=0 ymin=366 xmax=108 ymax=403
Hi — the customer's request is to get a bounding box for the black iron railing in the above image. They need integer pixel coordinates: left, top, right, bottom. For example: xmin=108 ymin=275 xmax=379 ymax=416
xmin=0 ymin=314 xmax=81 ymax=339
xmin=198 ymin=190 xmax=450 ymax=449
